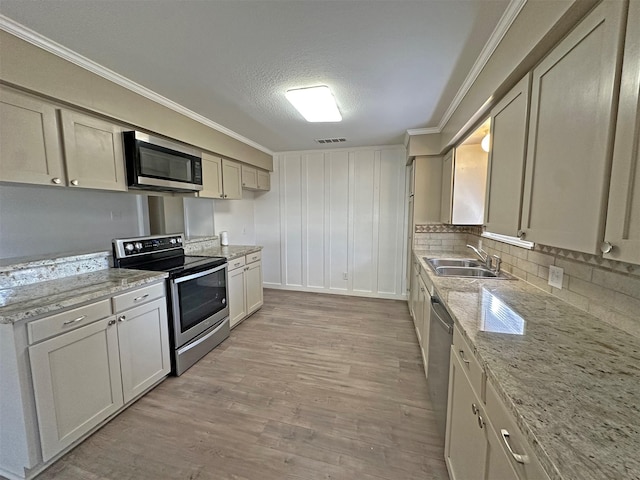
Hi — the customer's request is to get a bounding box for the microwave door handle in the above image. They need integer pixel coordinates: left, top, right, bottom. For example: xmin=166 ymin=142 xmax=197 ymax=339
xmin=173 ymin=264 xmax=227 ymax=284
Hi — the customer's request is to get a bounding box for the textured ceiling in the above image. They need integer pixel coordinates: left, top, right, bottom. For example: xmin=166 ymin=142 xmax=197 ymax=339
xmin=0 ymin=0 xmax=510 ymax=153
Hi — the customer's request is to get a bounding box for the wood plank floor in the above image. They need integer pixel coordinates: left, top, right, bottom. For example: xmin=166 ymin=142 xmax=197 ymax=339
xmin=37 ymin=289 xmax=449 ymax=480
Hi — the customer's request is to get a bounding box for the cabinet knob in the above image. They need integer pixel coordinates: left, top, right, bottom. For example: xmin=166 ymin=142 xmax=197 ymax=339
xmin=517 ymin=230 xmax=526 ymax=239
xmin=600 ymin=241 xmax=614 ymax=254
xmin=471 ymin=403 xmax=479 ymax=415
xmin=51 ymin=177 xmax=62 ymax=184
xmin=118 ymin=315 xmax=126 ymax=322
xmin=108 ymin=319 xmax=116 ymax=326
xmin=70 ymin=179 xmax=79 ymax=186
xmin=220 ymin=194 xmax=224 ymax=198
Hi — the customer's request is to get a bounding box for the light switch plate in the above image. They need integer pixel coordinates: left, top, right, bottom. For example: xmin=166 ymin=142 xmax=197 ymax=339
xmin=548 ymin=265 xmax=564 ymax=289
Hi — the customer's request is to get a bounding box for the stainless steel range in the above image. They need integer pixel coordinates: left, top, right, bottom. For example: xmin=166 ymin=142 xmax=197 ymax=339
xmin=112 ymin=234 xmax=229 ymax=375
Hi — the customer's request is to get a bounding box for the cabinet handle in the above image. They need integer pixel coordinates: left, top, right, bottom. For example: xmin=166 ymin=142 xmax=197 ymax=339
xmin=477 ymin=415 xmax=484 ymax=429
xmin=63 ymin=315 xmax=86 ymax=325
xmin=118 ymin=315 xmax=126 ymax=322
xmin=600 ymin=241 xmax=614 ymax=254
xmin=133 ymin=294 xmax=149 ymax=302
xmin=51 ymin=177 xmax=62 ymax=184
xmin=471 ymin=403 xmax=479 ymax=415
xmin=459 ymin=350 xmax=470 ymax=365
xmin=501 ymin=429 xmax=529 ymax=464
xmin=70 ymin=179 xmax=79 ymax=186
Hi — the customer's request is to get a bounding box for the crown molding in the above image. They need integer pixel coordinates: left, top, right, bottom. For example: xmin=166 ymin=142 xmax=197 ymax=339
xmin=0 ymin=15 xmax=274 ymax=156
xmin=405 ymin=0 xmax=526 ymax=140
xmin=436 ymin=0 xmax=527 ymax=131
xmin=274 ymin=143 xmax=406 ymax=156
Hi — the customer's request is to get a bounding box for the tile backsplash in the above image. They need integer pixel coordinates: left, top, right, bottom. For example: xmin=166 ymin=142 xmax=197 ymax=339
xmin=414 ymin=226 xmax=640 ymax=338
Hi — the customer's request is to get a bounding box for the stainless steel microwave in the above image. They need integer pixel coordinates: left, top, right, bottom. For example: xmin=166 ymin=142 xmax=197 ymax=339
xmin=123 ymin=131 xmax=203 ymax=192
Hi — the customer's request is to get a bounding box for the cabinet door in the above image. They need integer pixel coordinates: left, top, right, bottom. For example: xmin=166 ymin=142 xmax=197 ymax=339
xmin=257 ymin=170 xmax=271 ymax=190
xmin=222 ymin=159 xmax=242 ymax=199
xmin=241 ymin=165 xmax=258 ymax=189
xmin=0 ymin=87 xmax=65 ymax=186
xmin=59 ymin=110 xmax=127 ymax=191
xmin=228 ymin=267 xmax=247 ymax=328
xmin=29 ymin=317 xmax=123 ymax=461
xmin=485 ymin=74 xmax=531 ymax=237
xmin=486 ymin=423 xmax=519 ymax=480
xmin=520 ymin=1 xmax=626 ymax=253
xmin=117 ymin=298 xmax=170 ymax=404
xmin=416 ymin=276 xmax=426 ymax=347
xmin=200 ymin=153 xmax=223 ymax=199
xmin=604 ymin=0 xmax=640 ymax=265
xmin=245 ymin=261 xmax=264 ymax=315
xmin=445 ymin=347 xmax=487 ymax=480
xmin=440 ymin=150 xmax=454 ymax=224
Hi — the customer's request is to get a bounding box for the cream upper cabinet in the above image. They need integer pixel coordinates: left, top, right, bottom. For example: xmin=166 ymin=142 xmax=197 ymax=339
xmin=603 ymin=0 xmax=640 ymax=265
xmin=241 ymin=164 xmax=258 ymax=189
xmin=0 ymin=87 xmax=65 ymax=187
xmin=59 ymin=109 xmax=127 ymax=191
xmin=520 ymin=0 xmax=626 ymax=253
xmin=440 ymin=150 xmax=454 ymax=224
xmin=221 ymin=159 xmax=242 ymax=199
xmin=484 ymin=74 xmax=531 ymax=237
xmin=200 ymin=153 xmax=224 ymax=199
xmin=257 ymin=169 xmax=270 ymax=190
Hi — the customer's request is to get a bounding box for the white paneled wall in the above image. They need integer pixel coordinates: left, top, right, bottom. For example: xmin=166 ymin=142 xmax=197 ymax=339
xmin=256 ymin=146 xmax=407 ymax=299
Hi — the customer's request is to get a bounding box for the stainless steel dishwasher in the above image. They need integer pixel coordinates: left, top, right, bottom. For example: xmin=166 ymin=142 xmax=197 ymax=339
xmin=427 ymin=293 xmax=454 ymax=443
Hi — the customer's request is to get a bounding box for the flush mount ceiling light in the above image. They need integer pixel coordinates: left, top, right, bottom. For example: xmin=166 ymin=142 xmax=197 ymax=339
xmin=285 ymin=86 xmax=342 ymax=122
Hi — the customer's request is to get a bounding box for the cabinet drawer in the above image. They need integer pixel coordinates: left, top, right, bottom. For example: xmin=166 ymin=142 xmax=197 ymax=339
xmin=246 ymin=251 xmax=261 ymax=264
xmin=28 ymin=299 xmax=112 ymax=344
xmin=112 ymin=282 xmax=165 ymax=313
xmin=228 ymin=256 xmax=246 ymax=271
xmin=486 ymin=381 xmax=550 ymax=480
xmin=453 ymin=325 xmax=485 ymax=399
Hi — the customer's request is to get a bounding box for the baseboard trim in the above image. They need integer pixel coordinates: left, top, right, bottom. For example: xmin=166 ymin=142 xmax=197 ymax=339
xmin=263 ymin=284 xmax=407 ymax=301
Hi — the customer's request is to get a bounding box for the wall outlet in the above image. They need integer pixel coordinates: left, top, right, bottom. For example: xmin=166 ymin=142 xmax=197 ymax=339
xmin=548 ymin=265 xmax=564 ymax=289
xmin=343 ymin=272 xmax=348 ymax=280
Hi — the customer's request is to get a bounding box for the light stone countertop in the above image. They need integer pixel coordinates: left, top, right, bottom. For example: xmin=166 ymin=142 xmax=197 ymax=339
xmin=0 ymin=268 xmax=167 ymax=325
xmin=414 ymin=249 xmax=640 ymax=480
xmin=188 ymin=244 xmax=262 ymax=261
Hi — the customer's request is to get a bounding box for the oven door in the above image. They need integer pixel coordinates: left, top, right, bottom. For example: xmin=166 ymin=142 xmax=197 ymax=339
xmin=170 ymin=264 xmax=228 ymax=348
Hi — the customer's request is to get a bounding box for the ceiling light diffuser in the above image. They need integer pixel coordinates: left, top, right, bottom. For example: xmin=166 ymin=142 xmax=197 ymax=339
xmin=285 ymin=86 xmax=342 ymax=122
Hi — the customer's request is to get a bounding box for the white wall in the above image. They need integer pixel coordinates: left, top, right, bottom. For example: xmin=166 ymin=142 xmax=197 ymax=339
xmin=256 ymin=146 xmax=407 ymax=299
xmin=213 ymin=191 xmax=257 ymax=245
xmin=0 ymin=184 xmax=145 ymax=259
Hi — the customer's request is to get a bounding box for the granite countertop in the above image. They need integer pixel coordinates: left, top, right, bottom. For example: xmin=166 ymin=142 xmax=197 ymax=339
xmin=414 ymin=249 xmax=640 ymax=480
xmin=189 ymin=244 xmax=262 ymax=260
xmin=0 ymin=269 xmax=167 ymax=325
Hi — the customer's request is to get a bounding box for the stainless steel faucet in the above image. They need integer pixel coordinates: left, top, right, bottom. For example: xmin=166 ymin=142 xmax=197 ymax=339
xmin=467 ymin=244 xmax=502 ymax=273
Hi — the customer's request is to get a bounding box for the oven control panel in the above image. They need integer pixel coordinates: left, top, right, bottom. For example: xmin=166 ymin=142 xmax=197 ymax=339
xmin=113 ymin=234 xmax=184 ymax=258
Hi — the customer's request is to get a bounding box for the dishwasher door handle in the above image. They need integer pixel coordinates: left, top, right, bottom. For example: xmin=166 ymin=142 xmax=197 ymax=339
xmin=431 ymin=299 xmax=453 ymax=335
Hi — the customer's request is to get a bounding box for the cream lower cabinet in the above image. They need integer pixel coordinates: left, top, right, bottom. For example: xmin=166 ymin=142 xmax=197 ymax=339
xmin=603 ymin=0 xmax=640 ymax=265
xmin=445 ymin=345 xmax=488 ymax=480
xmin=520 ymin=0 xmax=626 ymax=253
xmin=228 ymin=252 xmax=263 ymax=329
xmin=28 ymin=283 xmax=169 ymax=463
xmin=445 ymin=326 xmax=549 ymax=480
xmin=200 ymin=153 xmax=243 ymax=199
xmin=29 ymin=317 xmax=124 ymax=462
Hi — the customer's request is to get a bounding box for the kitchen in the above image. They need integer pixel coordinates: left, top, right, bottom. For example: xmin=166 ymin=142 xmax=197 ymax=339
xmin=1 ymin=1 xmax=639 ymax=479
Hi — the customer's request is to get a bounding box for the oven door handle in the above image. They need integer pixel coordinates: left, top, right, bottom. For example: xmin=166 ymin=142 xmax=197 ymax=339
xmin=173 ymin=263 xmax=227 ymax=284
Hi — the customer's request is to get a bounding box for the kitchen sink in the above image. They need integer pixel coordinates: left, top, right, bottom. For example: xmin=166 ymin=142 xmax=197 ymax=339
xmin=424 ymin=258 xmax=514 ymax=279
xmin=425 ymin=258 xmax=483 ymax=268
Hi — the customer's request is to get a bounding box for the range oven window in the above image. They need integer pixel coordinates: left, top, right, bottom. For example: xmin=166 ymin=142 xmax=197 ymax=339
xmin=175 ymin=266 xmax=227 ymax=333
